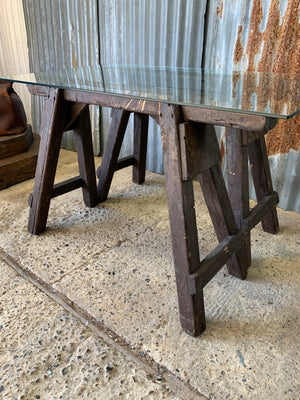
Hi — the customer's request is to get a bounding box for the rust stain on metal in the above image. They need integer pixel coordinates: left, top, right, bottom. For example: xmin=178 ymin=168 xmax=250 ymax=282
xmin=266 ymin=114 xmax=300 ymax=156
xmin=72 ymin=53 xmax=79 ymax=68
xmin=231 ymin=71 xmax=241 ymax=98
xmin=245 ymin=0 xmax=264 ymax=71
xmin=233 ymin=0 xmax=300 ymax=155
xmin=216 ymin=1 xmax=224 ymax=19
xmin=233 ymin=25 xmax=244 ymax=65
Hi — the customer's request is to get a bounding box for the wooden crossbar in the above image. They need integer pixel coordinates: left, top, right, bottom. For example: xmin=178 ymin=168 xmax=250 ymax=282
xmin=187 ymin=231 xmax=245 ymax=295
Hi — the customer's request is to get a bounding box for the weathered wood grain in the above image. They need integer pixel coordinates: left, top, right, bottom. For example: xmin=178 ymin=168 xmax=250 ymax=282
xmin=28 ymin=89 xmax=66 ymax=235
xmin=187 ymin=231 xmax=245 ymax=294
xmin=72 ymin=105 xmax=98 ymax=208
xmin=179 ymin=122 xmax=219 ymax=180
xmin=182 ymin=106 xmax=267 ymax=131
xmin=248 ymin=135 xmax=279 ymax=233
xmin=97 ymin=109 xmax=131 ymax=202
xmin=159 ymin=103 xmax=205 ymax=336
xmin=133 ymin=113 xmax=149 ymax=184
xmin=226 ymin=127 xmax=252 ymax=269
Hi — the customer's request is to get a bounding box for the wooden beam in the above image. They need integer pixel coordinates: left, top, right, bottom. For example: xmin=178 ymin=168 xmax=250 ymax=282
xmin=51 ymin=176 xmax=84 ymax=198
xmin=248 ymin=193 xmax=279 ymax=230
xmin=182 ymin=106 xmax=267 ymax=131
xmin=115 ymin=156 xmax=135 ymax=171
xmin=187 ymin=231 xmax=245 ymax=295
xmin=179 ymin=122 xmax=220 ymax=180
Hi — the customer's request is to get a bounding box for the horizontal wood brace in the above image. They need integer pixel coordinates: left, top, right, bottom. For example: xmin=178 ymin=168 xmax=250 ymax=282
xmin=247 ymin=192 xmax=279 ymax=230
xmin=96 ymin=156 xmax=135 ymax=179
xmin=187 ymin=230 xmax=245 ymax=295
xmin=115 ymin=156 xmax=135 ymax=171
xmin=51 ymin=176 xmax=84 ymax=198
xmin=28 ymin=176 xmax=84 ymax=207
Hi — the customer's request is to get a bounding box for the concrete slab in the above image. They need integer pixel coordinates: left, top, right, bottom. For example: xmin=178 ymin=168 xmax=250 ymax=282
xmin=0 ymin=259 xmax=179 ymax=399
xmin=0 ymin=149 xmax=299 ymax=399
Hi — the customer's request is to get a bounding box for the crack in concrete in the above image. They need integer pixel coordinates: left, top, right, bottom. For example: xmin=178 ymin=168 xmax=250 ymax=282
xmin=0 ymin=247 xmax=208 ymax=400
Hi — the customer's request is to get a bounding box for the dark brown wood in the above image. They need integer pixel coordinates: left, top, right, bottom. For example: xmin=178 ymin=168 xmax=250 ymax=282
xmin=25 ymin=82 xmax=284 ymax=336
xmin=182 ymin=107 xmax=267 ymax=131
xmin=28 ymin=176 xmax=84 ymax=202
xmin=133 ymin=113 xmax=149 ymax=184
xmin=198 ymin=162 xmax=248 ymax=280
xmin=187 ymin=231 xmax=245 ymax=294
xmin=52 ymin=176 xmax=84 ymax=198
xmin=248 ymin=192 xmax=279 ymax=230
xmin=242 ymin=129 xmax=266 ymax=145
xmin=97 ymin=109 xmax=131 ymax=202
xmin=0 ymin=125 xmax=33 ymax=160
xmin=115 ymin=156 xmax=135 ymax=171
xmin=248 ymin=135 xmax=279 ymax=234
xmin=27 ymin=85 xmax=51 ymax=97
xmin=159 ymin=103 xmax=205 ymax=337
xmin=0 ymin=133 xmax=39 ymax=190
xmin=179 ymin=122 xmax=220 ymax=180
xmin=64 ymin=103 xmax=88 ymax=131
xmin=28 ymin=85 xmax=159 ymax=116
xmin=226 ymin=127 xmax=252 ymax=269
xmin=28 ymin=89 xmax=67 ymax=234
xmin=72 ymin=105 xmax=98 ymax=208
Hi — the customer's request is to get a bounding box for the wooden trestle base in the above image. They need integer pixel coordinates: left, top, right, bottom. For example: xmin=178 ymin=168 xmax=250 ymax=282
xmin=27 ymin=86 xmax=279 ymax=336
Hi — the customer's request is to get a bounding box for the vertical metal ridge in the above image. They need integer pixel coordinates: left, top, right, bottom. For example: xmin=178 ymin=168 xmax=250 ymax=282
xmin=98 ymin=0 xmax=206 ymax=173
xmin=22 ymin=0 xmax=101 ymax=154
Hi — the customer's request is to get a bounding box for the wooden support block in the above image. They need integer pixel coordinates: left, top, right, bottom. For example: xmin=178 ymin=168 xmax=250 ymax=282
xmin=0 ymin=133 xmax=40 ymax=189
xmin=0 ymin=125 xmax=33 ymax=160
xmin=179 ymin=122 xmax=220 ymax=180
xmin=182 ymin=107 xmax=268 ymax=131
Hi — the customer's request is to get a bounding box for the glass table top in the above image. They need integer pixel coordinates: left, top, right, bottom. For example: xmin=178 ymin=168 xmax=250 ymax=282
xmin=1 ymin=64 xmax=299 ymax=119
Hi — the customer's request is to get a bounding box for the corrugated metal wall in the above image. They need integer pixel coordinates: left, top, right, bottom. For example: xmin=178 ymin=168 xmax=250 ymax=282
xmin=22 ymin=0 xmax=101 ymax=154
xmin=203 ymin=0 xmax=300 ymax=212
xmin=98 ymin=0 xmax=206 ymax=172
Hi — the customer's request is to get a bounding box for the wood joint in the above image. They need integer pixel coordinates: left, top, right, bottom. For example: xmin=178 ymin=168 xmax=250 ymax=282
xmin=51 ymin=176 xmax=84 ymax=198
xmin=248 ymin=192 xmax=279 ymax=230
xmin=179 ymin=122 xmax=220 ymax=181
xmin=187 ymin=231 xmax=245 ymax=295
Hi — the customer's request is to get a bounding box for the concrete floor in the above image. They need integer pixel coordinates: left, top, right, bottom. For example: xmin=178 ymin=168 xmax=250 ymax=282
xmin=0 ymin=149 xmax=299 ymax=400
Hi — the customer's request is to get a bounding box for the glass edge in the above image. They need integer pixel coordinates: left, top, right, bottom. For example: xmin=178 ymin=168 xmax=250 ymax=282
xmin=1 ymin=78 xmax=298 ymax=119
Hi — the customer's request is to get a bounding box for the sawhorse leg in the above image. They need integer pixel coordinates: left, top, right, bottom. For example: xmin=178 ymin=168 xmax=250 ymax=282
xmin=159 ymin=105 xmax=247 ymax=336
xmin=97 ymin=110 xmax=149 ymax=201
xmin=248 ymin=135 xmax=279 ymax=234
xmin=28 ymin=89 xmax=98 ymax=235
xmin=226 ymin=128 xmax=252 ymax=268
xmin=225 ymin=128 xmax=279 ymax=268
